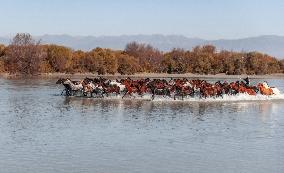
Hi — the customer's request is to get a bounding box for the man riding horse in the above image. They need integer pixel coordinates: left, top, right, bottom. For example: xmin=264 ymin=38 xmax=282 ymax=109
xmin=243 ymin=76 xmax=250 ymax=87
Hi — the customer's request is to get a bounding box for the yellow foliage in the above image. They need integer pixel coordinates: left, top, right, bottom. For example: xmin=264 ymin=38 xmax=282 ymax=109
xmin=39 ymin=61 xmax=53 ymax=73
xmin=0 ymin=59 xmax=6 ymax=72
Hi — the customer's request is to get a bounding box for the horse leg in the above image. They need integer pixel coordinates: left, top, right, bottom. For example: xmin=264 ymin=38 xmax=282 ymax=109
xmin=83 ymin=91 xmax=87 ymax=97
xmin=122 ymin=91 xmax=128 ymax=99
xmin=151 ymin=90 xmax=155 ymax=100
xmin=66 ymin=90 xmax=71 ymax=96
xmin=61 ymin=89 xmax=66 ymax=95
xmin=151 ymin=89 xmax=156 ymax=100
xmin=191 ymin=91 xmax=194 ymax=97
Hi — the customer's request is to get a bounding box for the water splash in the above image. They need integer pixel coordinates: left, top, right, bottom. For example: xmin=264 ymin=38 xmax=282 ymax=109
xmin=77 ymin=93 xmax=284 ymax=102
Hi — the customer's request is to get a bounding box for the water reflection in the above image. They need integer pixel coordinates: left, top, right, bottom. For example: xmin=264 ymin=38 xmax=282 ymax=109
xmin=59 ymin=96 xmax=283 ymax=123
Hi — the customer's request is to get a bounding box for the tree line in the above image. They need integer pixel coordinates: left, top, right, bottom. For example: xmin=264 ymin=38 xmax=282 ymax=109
xmin=0 ymin=33 xmax=284 ymax=75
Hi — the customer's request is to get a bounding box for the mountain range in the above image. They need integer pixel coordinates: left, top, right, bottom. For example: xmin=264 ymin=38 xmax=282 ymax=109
xmin=1 ymin=34 xmax=284 ymax=59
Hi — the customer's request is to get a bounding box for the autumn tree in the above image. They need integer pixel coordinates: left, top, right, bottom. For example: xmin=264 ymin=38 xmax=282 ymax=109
xmin=125 ymin=42 xmax=163 ymax=72
xmin=220 ymin=51 xmax=235 ymax=75
xmin=83 ymin=48 xmax=118 ymax=75
xmin=0 ymin=44 xmax=5 ymax=57
xmin=124 ymin=42 xmax=140 ymax=58
xmin=68 ymin=50 xmax=86 ymax=73
xmin=117 ymin=53 xmax=139 ymax=75
xmin=244 ymin=52 xmax=281 ymax=74
xmin=0 ymin=44 xmax=5 ymax=72
xmin=233 ymin=55 xmax=246 ymax=75
xmin=245 ymin=52 xmax=263 ymax=74
xmin=280 ymin=59 xmax=284 ymax=73
xmin=4 ymin=33 xmax=45 ymax=75
xmin=1 ymin=37 xmax=283 ymax=75
xmin=162 ymin=48 xmax=191 ymax=74
xmin=161 ymin=54 xmax=176 ymax=74
xmin=102 ymin=48 xmax=118 ymax=74
xmin=263 ymin=55 xmax=281 ymax=74
xmin=46 ymin=45 xmax=72 ymax=72
xmin=191 ymin=45 xmax=214 ymax=74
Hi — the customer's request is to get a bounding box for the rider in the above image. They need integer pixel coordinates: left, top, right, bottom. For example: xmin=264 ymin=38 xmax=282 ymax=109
xmin=243 ymin=76 xmax=250 ymax=87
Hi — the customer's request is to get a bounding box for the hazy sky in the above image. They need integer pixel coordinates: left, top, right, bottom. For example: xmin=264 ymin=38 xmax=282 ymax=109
xmin=1 ymin=0 xmax=284 ymax=39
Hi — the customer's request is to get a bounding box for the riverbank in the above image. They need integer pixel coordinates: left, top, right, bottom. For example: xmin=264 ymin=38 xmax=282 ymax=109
xmin=1 ymin=72 xmax=284 ymax=79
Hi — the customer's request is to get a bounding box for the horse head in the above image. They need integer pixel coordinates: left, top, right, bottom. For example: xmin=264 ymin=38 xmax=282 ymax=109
xmin=57 ymin=78 xmax=71 ymax=84
xmin=56 ymin=78 xmax=65 ymax=84
xmin=257 ymin=83 xmax=263 ymax=88
xmin=263 ymin=81 xmax=270 ymax=89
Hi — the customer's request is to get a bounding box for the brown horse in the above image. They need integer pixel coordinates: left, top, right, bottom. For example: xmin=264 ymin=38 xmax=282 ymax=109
xmin=121 ymin=80 xmax=138 ymax=98
xmin=258 ymin=83 xmax=274 ymax=95
xmin=239 ymin=85 xmax=256 ymax=95
xmin=200 ymin=83 xmax=218 ymax=98
xmin=229 ymin=82 xmax=256 ymax=95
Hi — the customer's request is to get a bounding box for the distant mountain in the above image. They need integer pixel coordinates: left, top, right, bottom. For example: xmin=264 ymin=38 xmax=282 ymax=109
xmin=36 ymin=34 xmax=206 ymax=52
xmin=1 ymin=34 xmax=284 ymax=59
xmin=208 ymin=35 xmax=284 ymax=59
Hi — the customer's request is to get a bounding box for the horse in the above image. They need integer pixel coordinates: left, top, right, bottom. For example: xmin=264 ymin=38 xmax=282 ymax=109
xmin=200 ymin=85 xmax=219 ymax=98
xmin=56 ymin=78 xmax=72 ymax=96
xmin=237 ymin=81 xmax=257 ymax=95
xmin=81 ymin=78 xmax=99 ymax=97
xmin=148 ymin=79 xmax=171 ymax=100
xmin=215 ymin=81 xmax=226 ymax=97
xmin=56 ymin=77 xmax=281 ymax=99
xmin=63 ymin=78 xmax=84 ymax=96
xmin=56 ymin=78 xmax=83 ymax=96
xmin=103 ymin=84 xmax=121 ymax=97
xmin=258 ymin=82 xmax=280 ymax=95
xmin=171 ymin=80 xmax=194 ymax=100
xmin=121 ymin=79 xmax=139 ymax=98
xmin=238 ymin=85 xmax=256 ymax=95
xmin=109 ymin=80 xmax=126 ymax=93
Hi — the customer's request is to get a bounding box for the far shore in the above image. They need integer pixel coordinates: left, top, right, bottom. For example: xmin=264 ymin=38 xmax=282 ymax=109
xmin=1 ymin=72 xmax=284 ymax=80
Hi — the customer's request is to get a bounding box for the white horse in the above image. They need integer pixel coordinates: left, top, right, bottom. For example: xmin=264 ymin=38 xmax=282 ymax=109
xmin=83 ymin=82 xmax=104 ymax=97
xmin=110 ymin=80 xmax=126 ymax=92
xmin=183 ymin=81 xmax=192 ymax=88
xmin=63 ymin=79 xmax=83 ymax=91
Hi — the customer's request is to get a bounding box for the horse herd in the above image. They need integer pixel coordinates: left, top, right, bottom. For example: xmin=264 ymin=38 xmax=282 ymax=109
xmin=56 ymin=77 xmax=281 ymax=100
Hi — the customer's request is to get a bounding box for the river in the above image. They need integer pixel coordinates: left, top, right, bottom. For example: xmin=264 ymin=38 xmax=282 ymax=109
xmin=0 ymin=78 xmax=284 ymax=173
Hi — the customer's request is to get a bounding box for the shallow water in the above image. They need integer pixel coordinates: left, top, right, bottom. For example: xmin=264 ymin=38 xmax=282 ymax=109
xmin=0 ymin=78 xmax=284 ymax=173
